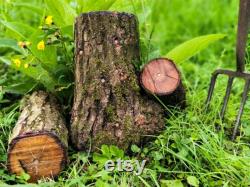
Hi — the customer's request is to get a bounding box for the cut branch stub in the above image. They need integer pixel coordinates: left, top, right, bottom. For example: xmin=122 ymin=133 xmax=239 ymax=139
xmin=7 ymin=91 xmax=68 ymax=183
xmin=140 ymin=58 xmax=186 ymax=108
xmin=71 ymin=11 xmax=165 ymax=151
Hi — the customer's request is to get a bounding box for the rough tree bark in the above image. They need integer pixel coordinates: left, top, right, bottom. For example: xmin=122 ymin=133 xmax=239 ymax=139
xmin=140 ymin=58 xmax=186 ymax=108
xmin=7 ymin=91 xmax=68 ymax=183
xmin=71 ymin=11 xmax=165 ymax=151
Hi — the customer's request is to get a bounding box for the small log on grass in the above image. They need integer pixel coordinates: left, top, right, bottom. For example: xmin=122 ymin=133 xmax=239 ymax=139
xmin=140 ymin=58 xmax=186 ymax=108
xmin=71 ymin=11 xmax=165 ymax=151
xmin=7 ymin=91 xmax=68 ymax=183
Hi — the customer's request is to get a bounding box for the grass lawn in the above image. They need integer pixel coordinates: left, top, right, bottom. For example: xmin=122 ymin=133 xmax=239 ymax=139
xmin=1 ymin=0 xmax=250 ymax=186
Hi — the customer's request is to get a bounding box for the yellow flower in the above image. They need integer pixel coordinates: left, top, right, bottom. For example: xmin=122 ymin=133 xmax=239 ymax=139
xmin=13 ymin=59 xmax=21 ymax=68
xmin=45 ymin=15 xmax=53 ymax=26
xmin=37 ymin=40 xmax=45 ymax=50
xmin=18 ymin=41 xmax=31 ymax=48
xmin=24 ymin=63 xmax=29 ymax=69
xmin=18 ymin=41 xmax=24 ymax=48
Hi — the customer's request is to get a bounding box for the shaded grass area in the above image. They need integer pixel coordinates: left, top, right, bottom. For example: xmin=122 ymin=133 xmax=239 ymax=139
xmin=1 ymin=0 xmax=250 ymax=186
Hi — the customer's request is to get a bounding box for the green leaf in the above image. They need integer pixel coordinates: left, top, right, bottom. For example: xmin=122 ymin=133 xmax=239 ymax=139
xmin=15 ymin=59 xmax=56 ymax=91
xmin=0 ymin=20 xmax=35 ymax=40
xmin=61 ymin=25 xmax=73 ymax=38
xmin=45 ymin=0 xmax=76 ymax=27
xmin=177 ymin=147 xmax=189 ymax=158
xmin=79 ymin=0 xmax=117 ymax=12
xmin=110 ymin=145 xmax=124 ymax=158
xmin=131 ymin=144 xmax=141 ymax=153
xmin=0 ymin=38 xmax=23 ymax=53
xmin=0 ymin=56 xmax=11 ymax=65
xmin=1 ymin=56 xmax=56 ymax=91
xmin=101 ymin=145 xmax=110 ymax=156
xmin=165 ymin=34 xmax=226 ymax=63
xmin=28 ymin=30 xmax=57 ymax=72
xmin=153 ymin=151 xmax=164 ymax=161
xmin=160 ymin=180 xmax=184 ymax=187
xmin=93 ymin=153 xmax=109 ymax=165
xmin=17 ymin=172 xmax=30 ymax=181
xmin=243 ymin=124 xmax=250 ymax=137
xmin=4 ymin=81 xmax=37 ymax=95
xmin=154 ymin=165 xmax=168 ymax=172
xmin=187 ymin=176 xmax=199 ymax=187
xmin=12 ymin=3 xmax=44 ymax=15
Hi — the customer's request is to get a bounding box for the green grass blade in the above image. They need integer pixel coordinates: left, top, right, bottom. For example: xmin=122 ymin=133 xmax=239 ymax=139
xmin=138 ymin=176 xmax=151 ymax=187
xmin=11 ymin=3 xmax=44 ymax=15
xmin=0 ymin=20 xmax=35 ymax=40
xmin=0 ymin=38 xmax=23 ymax=53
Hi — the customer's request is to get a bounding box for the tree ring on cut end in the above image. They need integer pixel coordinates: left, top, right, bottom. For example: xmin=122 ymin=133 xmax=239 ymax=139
xmin=7 ymin=133 xmax=66 ymax=183
xmin=140 ymin=58 xmax=180 ymax=95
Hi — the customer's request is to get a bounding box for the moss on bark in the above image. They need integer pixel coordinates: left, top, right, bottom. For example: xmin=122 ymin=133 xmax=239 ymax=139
xmin=71 ymin=11 xmax=165 ymax=151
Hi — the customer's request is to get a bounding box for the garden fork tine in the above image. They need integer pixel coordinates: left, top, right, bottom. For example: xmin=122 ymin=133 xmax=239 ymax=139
xmin=205 ymin=0 xmax=250 ymax=140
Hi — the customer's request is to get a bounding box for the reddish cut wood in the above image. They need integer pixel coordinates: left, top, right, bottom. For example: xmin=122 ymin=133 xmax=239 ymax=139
xmin=140 ymin=58 xmax=180 ymax=95
xmin=140 ymin=58 xmax=186 ymax=108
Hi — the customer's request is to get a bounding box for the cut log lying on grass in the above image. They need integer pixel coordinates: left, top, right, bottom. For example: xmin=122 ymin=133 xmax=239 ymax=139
xmin=140 ymin=58 xmax=186 ymax=108
xmin=7 ymin=91 xmax=68 ymax=183
xmin=71 ymin=11 xmax=165 ymax=151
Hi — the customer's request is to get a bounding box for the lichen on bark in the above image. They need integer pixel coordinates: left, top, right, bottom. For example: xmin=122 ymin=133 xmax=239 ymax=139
xmin=71 ymin=11 xmax=165 ymax=151
xmin=9 ymin=91 xmax=68 ymax=147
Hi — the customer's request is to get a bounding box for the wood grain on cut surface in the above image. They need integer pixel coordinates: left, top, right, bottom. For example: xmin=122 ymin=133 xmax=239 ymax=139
xmin=7 ymin=91 xmax=68 ymax=182
xmin=140 ymin=58 xmax=186 ymax=108
xmin=141 ymin=58 xmax=180 ymax=95
xmin=8 ymin=134 xmax=65 ymax=182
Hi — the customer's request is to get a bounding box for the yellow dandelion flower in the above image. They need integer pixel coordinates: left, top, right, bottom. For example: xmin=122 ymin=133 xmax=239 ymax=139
xmin=45 ymin=15 xmax=53 ymax=26
xmin=13 ymin=59 xmax=21 ymax=68
xmin=37 ymin=40 xmax=45 ymax=50
xmin=24 ymin=63 xmax=29 ymax=69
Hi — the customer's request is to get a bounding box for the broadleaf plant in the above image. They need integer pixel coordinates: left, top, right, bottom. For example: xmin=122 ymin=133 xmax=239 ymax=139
xmin=165 ymin=34 xmax=226 ymax=63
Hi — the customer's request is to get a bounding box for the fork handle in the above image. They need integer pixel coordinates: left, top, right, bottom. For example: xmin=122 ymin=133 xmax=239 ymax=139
xmin=236 ymin=0 xmax=250 ymax=72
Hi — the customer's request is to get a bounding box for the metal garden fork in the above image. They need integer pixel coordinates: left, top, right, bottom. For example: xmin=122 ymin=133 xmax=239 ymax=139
xmin=205 ymin=0 xmax=250 ymax=140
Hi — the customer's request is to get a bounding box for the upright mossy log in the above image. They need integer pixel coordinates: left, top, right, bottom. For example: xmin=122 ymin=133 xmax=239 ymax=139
xmin=71 ymin=11 xmax=165 ymax=151
xmin=140 ymin=58 xmax=186 ymax=108
xmin=7 ymin=91 xmax=68 ymax=183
